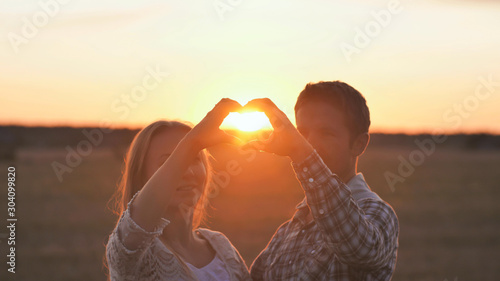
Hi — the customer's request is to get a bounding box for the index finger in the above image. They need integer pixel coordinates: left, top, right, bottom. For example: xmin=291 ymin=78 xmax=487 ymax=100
xmin=244 ymin=98 xmax=292 ymax=130
xmin=211 ymin=98 xmax=244 ymax=124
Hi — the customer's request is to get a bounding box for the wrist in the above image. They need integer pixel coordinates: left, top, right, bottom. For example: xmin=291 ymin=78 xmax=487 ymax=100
xmin=289 ymin=139 xmax=314 ymax=163
xmin=179 ymin=134 xmax=203 ymax=157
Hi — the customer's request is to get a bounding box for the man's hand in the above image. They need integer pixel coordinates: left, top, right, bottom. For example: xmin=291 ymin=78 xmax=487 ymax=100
xmin=242 ymin=98 xmax=314 ymax=163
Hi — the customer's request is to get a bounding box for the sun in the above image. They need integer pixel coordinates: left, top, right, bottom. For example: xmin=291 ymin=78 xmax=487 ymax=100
xmin=222 ymin=112 xmax=271 ymax=132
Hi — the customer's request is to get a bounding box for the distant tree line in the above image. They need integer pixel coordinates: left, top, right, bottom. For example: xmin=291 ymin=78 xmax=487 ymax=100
xmin=0 ymin=126 xmax=499 ymax=161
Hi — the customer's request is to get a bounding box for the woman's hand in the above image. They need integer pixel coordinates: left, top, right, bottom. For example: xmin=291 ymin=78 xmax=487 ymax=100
xmin=184 ymin=98 xmax=244 ymax=152
xmin=126 ymin=99 xmax=242 ymax=235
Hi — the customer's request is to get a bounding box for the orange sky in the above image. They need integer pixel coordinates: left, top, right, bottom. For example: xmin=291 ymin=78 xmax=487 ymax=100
xmin=1 ymin=0 xmax=500 ymax=133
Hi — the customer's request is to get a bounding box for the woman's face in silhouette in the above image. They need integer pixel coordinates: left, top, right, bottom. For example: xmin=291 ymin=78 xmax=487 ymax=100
xmin=143 ymin=127 xmax=207 ymax=210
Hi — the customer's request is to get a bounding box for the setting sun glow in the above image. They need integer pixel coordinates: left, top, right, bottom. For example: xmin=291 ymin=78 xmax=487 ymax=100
xmin=1 ymin=2 xmax=500 ymax=133
xmin=222 ymin=112 xmax=272 ymax=132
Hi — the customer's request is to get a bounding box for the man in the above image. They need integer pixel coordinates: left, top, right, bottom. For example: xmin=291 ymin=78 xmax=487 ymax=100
xmin=244 ymin=81 xmax=399 ymax=280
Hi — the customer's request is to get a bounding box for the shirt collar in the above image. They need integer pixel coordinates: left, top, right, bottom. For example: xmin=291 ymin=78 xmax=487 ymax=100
xmin=346 ymin=173 xmax=381 ymax=202
xmin=292 ymin=197 xmax=310 ymax=225
xmin=347 ymin=173 xmax=366 ymax=188
xmin=291 ymin=173 xmax=374 ymax=225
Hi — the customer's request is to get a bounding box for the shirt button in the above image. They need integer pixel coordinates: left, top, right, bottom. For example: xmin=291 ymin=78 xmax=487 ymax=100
xmin=303 ymin=167 xmax=308 ymax=173
xmin=319 ymin=209 xmax=325 ymax=215
xmin=311 ymin=250 xmax=315 ymax=254
xmin=308 ymin=178 xmax=314 ymax=183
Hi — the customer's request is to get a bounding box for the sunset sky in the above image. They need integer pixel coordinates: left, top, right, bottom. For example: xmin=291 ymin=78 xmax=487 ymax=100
xmin=1 ymin=0 xmax=499 ymax=133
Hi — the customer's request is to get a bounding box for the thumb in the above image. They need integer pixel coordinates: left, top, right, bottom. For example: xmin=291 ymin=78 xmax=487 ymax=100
xmin=217 ymin=131 xmax=245 ymax=146
xmin=241 ymin=140 xmax=267 ymax=151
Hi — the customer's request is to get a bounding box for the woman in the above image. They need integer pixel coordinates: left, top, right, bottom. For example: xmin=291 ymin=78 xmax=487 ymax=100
xmin=106 ymin=99 xmax=251 ymax=281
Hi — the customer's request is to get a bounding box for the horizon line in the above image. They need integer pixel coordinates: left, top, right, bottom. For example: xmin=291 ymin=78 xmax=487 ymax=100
xmin=1 ymin=122 xmax=499 ymax=136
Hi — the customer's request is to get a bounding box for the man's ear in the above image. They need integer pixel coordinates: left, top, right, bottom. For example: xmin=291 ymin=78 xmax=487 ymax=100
xmin=351 ymin=132 xmax=370 ymax=157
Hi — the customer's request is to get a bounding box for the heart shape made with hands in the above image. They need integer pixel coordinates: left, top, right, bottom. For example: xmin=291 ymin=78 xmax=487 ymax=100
xmin=222 ymin=111 xmax=272 ymax=132
xmin=221 ymin=101 xmax=273 ymax=132
xmin=215 ymin=100 xmax=280 ymax=147
xmin=215 ymin=98 xmax=302 ymax=157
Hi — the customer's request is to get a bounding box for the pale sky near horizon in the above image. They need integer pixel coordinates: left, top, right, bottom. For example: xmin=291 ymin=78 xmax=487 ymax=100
xmin=1 ymin=0 xmax=500 ymax=133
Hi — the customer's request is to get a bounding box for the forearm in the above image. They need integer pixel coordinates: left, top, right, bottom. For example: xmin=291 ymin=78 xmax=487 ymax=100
xmin=287 ymin=134 xmax=314 ymax=163
xmin=130 ymin=136 xmax=200 ymax=232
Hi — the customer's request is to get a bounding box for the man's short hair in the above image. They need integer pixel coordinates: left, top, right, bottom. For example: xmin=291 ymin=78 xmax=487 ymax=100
xmin=294 ymin=81 xmax=371 ymax=140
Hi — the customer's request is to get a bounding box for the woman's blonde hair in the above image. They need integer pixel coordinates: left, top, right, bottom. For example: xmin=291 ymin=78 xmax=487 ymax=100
xmin=110 ymin=119 xmax=213 ymax=230
xmin=106 ymin=120 xmax=211 ymax=280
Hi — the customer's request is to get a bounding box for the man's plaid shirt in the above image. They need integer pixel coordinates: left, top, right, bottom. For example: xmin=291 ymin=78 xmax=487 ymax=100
xmin=250 ymin=150 xmax=399 ymax=281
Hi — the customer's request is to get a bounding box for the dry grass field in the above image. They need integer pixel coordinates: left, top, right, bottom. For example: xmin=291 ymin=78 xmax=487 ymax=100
xmin=0 ymin=143 xmax=499 ymax=280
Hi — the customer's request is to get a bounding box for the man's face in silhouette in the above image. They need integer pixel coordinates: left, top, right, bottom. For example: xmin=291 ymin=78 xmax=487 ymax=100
xmin=296 ymin=101 xmax=355 ymax=181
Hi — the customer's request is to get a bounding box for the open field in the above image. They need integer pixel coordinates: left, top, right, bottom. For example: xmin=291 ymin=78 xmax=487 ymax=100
xmin=1 ymin=143 xmax=499 ymax=280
